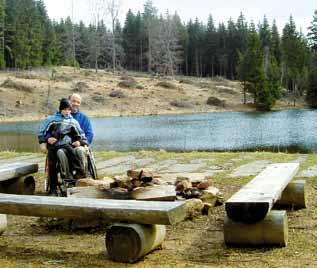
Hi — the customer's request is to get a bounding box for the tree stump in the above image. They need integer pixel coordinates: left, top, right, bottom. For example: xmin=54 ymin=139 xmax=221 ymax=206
xmin=0 ymin=214 xmax=7 ymax=235
xmin=275 ymin=180 xmax=307 ymax=209
xmin=106 ymin=223 xmax=166 ymax=263
xmin=224 ymin=210 xmax=288 ymax=247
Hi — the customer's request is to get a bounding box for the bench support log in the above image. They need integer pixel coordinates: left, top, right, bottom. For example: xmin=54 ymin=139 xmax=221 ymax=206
xmin=106 ymin=223 xmax=166 ymax=263
xmin=0 ymin=176 xmax=35 ymax=195
xmin=275 ymin=180 xmax=306 ymax=209
xmin=224 ymin=210 xmax=288 ymax=247
xmin=0 ymin=214 xmax=7 ymax=235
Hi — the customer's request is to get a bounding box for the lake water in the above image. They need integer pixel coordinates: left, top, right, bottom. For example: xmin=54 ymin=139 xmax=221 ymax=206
xmin=0 ymin=109 xmax=316 ymax=153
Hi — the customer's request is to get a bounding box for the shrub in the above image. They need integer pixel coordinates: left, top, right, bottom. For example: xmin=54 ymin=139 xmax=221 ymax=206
xmin=206 ymin=96 xmax=225 ymax=107
xmin=92 ymin=95 xmax=105 ymax=103
xmin=109 ymin=90 xmax=125 ymax=98
xmin=72 ymin=81 xmax=89 ymax=93
xmin=156 ymin=81 xmax=176 ymax=89
xmin=170 ymin=100 xmax=193 ymax=108
xmin=1 ymin=78 xmax=33 ymax=93
xmin=118 ymin=79 xmax=138 ymax=88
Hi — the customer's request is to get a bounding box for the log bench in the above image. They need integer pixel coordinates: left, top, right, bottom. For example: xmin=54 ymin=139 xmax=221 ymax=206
xmin=0 ymin=193 xmax=186 ymax=263
xmin=224 ymin=163 xmax=306 ymax=246
xmin=0 ymin=162 xmax=38 ymax=195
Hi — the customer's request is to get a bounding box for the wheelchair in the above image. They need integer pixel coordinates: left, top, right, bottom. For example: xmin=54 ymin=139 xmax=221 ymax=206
xmin=44 ymin=146 xmax=98 ymax=196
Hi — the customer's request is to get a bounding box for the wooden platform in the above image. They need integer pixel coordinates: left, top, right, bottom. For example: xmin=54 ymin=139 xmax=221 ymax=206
xmin=0 ymin=193 xmax=186 ymax=225
xmin=225 ymin=163 xmax=300 ymax=223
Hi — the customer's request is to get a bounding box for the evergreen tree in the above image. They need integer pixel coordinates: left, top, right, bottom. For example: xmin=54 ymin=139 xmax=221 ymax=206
xmin=281 ymin=16 xmax=309 ymax=104
xmin=0 ymin=0 xmax=5 ymax=69
xmin=204 ymin=15 xmax=217 ymax=77
xmin=308 ymin=10 xmax=317 ymax=52
xmin=271 ymin=20 xmax=281 ymax=65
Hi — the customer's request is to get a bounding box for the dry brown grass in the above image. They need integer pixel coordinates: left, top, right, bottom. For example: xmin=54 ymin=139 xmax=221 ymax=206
xmin=0 ymin=151 xmax=316 ymax=267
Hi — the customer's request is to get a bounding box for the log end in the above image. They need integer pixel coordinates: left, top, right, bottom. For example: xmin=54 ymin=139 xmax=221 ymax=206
xmin=0 ymin=214 xmax=7 ymax=235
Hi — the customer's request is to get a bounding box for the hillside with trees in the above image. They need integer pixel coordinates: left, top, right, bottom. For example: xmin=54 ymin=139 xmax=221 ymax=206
xmin=0 ymin=0 xmax=316 ymax=111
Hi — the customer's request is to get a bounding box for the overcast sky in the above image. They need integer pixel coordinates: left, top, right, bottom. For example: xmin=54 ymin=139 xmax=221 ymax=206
xmin=43 ymin=0 xmax=315 ymax=34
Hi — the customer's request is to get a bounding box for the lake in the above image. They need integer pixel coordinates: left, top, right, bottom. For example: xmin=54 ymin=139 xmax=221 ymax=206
xmin=0 ymin=109 xmax=316 ymax=153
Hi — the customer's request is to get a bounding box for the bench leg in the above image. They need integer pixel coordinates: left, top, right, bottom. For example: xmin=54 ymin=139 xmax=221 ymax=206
xmin=0 ymin=214 xmax=7 ymax=235
xmin=276 ymin=180 xmax=307 ymax=209
xmin=0 ymin=176 xmax=35 ymax=195
xmin=224 ymin=210 xmax=288 ymax=247
xmin=105 ymin=223 xmax=166 ymax=263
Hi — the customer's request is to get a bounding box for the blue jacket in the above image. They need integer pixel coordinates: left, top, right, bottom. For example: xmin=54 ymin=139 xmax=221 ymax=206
xmin=38 ymin=112 xmax=87 ymax=145
xmin=71 ymin=110 xmax=94 ymax=144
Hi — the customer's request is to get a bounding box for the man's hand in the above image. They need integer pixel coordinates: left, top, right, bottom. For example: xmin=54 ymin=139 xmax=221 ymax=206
xmin=47 ymin=137 xmax=57 ymax=145
xmin=84 ymin=145 xmax=89 ymax=155
xmin=72 ymin=141 xmax=81 ymax=147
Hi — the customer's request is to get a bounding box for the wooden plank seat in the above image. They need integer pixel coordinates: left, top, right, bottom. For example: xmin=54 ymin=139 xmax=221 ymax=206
xmin=0 ymin=193 xmax=186 ymax=263
xmin=0 ymin=193 xmax=186 ymax=225
xmin=0 ymin=162 xmax=38 ymax=195
xmin=225 ymin=163 xmax=300 ymax=223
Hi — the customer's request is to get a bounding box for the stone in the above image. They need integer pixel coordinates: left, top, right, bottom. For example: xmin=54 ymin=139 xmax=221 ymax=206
xmin=184 ymin=199 xmax=204 ymax=219
xmin=229 ymin=160 xmax=272 ymax=177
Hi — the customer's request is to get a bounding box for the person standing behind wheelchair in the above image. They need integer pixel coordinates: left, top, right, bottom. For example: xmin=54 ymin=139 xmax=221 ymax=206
xmin=68 ymin=93 xmax=94 ymax=168
xmin=38 ymin=98 xmax=88 ymax=196
xmin=70 ymin=93 xmax=94 ymax=144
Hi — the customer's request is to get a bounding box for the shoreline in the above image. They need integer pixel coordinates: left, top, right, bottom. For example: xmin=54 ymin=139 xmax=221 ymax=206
xmin=0 ymin=104 xmax=311 ymax=124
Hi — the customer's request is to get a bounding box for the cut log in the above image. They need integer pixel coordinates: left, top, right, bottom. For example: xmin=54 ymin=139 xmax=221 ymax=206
xmin=224 ymin=210 xmax=288 ymax=247
xmin=67 ymin=186 xmax=106 ymax=199
xmin=76 ymin=177 xmax=114 ymax=189
xmin=106 ymin=223 xmax=166 ymax=263
xmin=0 ymin=214 xmax=7 ymax=235
xmin=275 ymin=180 xmax=307 ymax=209
xmin=225 ymin=163 xmax=299 ymax=223
xmin=0 ymin=176 xmax=35 ymax=195
xmin=0 ymin=193 xmax=186 ymax=225
xmin=131 ymin=185 xmax=176 ymax=201
xmin=0 ymin=163 xmax=38 ymax=182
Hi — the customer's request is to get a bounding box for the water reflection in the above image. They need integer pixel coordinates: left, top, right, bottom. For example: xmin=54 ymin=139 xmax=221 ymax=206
xmin=0 ymin=109 xmax=316 ymax=153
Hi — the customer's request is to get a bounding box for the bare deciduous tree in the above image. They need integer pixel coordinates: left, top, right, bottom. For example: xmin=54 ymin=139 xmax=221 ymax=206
xmin=107 ymin=0 xmax=121 ymax=72
xmin=88 ymin=0 xmax=107 ymax=72
xmin=151 ymin=12 xmax=183 ymax=77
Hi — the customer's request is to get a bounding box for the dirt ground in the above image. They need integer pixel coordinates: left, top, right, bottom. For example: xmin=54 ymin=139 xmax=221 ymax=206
xmin=0 ymin=151 xmax=317 ymax=267
xmin=0 ymin=67 xmax=308 ymax=122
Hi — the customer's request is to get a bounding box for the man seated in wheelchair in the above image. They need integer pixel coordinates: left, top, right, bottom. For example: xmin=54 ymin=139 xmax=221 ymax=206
xmin=38 ymin=98 xmax=88 ymax=195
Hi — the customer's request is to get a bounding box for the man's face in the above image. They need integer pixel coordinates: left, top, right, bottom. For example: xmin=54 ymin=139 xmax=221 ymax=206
xmin=61 ymin=107 xmax=71 ymax=116
xmin=70 ymin=95 xmax=81 ymax=113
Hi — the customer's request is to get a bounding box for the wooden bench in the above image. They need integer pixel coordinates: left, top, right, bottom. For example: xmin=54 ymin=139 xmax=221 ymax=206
xmin=0 ymin=193 xmax=187 ymax=263
xmin=224 ymin=163 xmax=305 ymax=246
xmin=0 ymin=162 xmax=38 ymax=195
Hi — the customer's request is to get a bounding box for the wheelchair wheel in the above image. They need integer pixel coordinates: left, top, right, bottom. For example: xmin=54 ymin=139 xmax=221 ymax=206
xmin=87 ymin=152 xmax=98 ymax=179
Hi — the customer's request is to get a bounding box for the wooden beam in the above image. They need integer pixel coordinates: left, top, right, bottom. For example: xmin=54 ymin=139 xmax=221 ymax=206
xmin=106 ymin=223 xmax=166 ymax=263
xmin=224 ymin=210 xmax=288 ymax=246
xmin=0 ymin=194 xmax=186 ymax=225
xmin=225 ymin=163 xmax=299 ymax=223
xmin=0 ymin=163 xmax=38 ymax=181
xmin=0 ymin=176 xmax=36 ymax=195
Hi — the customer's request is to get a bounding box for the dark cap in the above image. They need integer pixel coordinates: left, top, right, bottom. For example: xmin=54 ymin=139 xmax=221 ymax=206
xmin=59 ymin=98 xmax=72 ymax=111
